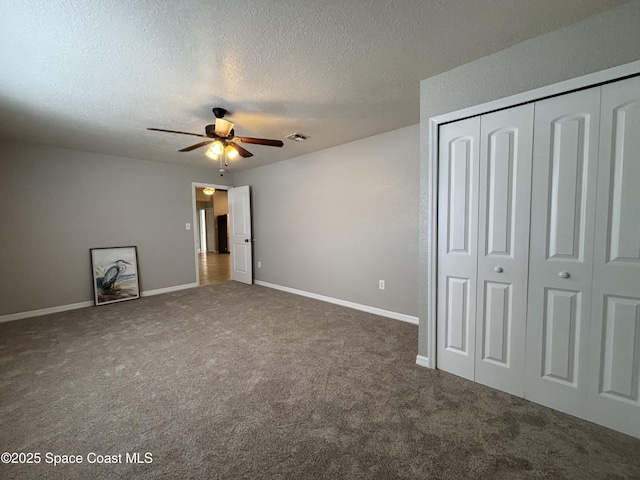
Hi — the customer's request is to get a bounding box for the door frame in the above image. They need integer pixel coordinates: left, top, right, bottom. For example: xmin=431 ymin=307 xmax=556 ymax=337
xmin=191 ymin=182 xmax=231 ymax=286
xmin=421 ymin=59 xmax=640 ymax=370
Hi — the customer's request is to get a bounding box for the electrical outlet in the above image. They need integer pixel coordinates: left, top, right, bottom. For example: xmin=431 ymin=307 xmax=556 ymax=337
xmin=185 ymin=223 xmax=191 ymax=230
xmin=379 ymin=280 xmax=385 ymax=290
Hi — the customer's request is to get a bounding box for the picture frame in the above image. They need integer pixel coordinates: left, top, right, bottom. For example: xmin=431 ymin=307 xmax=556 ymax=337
xmin=90 ymin=246 xmax=140 ymax=306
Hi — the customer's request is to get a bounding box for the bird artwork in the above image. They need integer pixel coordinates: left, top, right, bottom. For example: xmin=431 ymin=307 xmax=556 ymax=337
xmin=91 ymin=247 xmax=140 ymax=306
xmin=100 ymin=259 xmax=131 ymax=292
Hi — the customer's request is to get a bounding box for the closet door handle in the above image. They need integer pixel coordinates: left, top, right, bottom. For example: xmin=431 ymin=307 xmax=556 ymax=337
xmin=494 ymin=266 xmax=503 ymax=273
xmin=558 ymin=271 xmax=570 ymax=279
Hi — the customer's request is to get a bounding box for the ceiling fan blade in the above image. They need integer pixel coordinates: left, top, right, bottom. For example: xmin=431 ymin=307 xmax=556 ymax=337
xmin=179 ymin=141 xmax=212 ymax=152
xmin=235 ymin=137 xmax=284 ymax=147
xmin=147 ymin=128 xmax=207 ymax=138
xmin=230 ymin=143 xmax=253 ymax=158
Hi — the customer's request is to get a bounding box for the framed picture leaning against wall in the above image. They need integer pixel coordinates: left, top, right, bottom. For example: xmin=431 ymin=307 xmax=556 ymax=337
xmin=90 ymin=246 xmax=140 ymax=306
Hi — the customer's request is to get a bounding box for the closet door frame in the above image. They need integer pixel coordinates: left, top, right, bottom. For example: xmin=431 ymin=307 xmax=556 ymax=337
xmin=420 ymin=59 xmax=640 ymax=370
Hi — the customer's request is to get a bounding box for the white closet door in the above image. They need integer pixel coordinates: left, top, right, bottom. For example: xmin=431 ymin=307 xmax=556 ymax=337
xmin=474 ymin=104 xmax=534 ymax=396
xmin=587 ymin=76 xmax=640 ymax=439
xmin=437 ymin=117 xmax=480 ymax=380
xmin=525 ymin=88 xmax=601 ymax=416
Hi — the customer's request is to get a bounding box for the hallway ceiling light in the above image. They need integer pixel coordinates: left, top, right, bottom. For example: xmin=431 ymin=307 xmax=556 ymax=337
xmin=203 ymin=187 xmax=215 ymax=195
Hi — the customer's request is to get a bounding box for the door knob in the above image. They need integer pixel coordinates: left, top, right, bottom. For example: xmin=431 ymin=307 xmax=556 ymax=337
xmin=558 ymin=271 xmax=570 ymax=278
xmin=244 ymin=238 xmax=250 ymax=243
xmin=494 ymin=266 xmax=503 ymax=273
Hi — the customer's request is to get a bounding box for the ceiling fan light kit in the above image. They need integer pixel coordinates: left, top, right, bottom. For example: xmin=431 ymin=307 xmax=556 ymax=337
xmin=147 ymin=106 xmax=285 ymax=166
xmin=210 ymin=141 xmax=224 ymax=156
xmin=225 ymin=144 xmax=239 ymax=159
xmin=205 ymin=146 xmax=219 ymax=160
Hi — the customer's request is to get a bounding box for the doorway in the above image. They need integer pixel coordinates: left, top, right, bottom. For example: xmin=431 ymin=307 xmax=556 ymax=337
xmin=193 ymin=183 xmax=231 ymax=286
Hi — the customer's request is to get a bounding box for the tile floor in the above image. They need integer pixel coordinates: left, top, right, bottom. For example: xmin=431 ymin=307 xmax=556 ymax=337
xmin=198 ymin=252 xmax=230 ymax=285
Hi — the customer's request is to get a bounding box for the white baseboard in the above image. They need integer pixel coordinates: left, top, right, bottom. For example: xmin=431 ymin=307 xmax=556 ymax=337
xmin=0 ymin=282 xmax=199 ymax=323
xmin=254 ymin=280 xmax=419 ymax=325
xmin=140 ymin=282 xmax=198 ymax=297
xmin=415 ymin=354 xmax=433 ymax=369
xmin=1 ymin=281 xmax=413 ymax=325
xmin=0 ymin=300 xmax=94 ymax=323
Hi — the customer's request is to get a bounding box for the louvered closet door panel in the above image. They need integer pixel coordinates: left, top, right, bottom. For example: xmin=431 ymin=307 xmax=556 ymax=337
xmin=587 ymin=76 xmax=640 ymax=439
xmin=437 ymin=117 xmax=481 ymax=381
xmin=474 ymin=104 xmax=534 ymax=397
xmin=525 ymin=88 xmax=601 ymax=416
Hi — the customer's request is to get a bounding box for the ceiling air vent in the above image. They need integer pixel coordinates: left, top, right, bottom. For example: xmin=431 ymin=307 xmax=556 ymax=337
xmin=285 ymin=132 xmax=309 ymax=142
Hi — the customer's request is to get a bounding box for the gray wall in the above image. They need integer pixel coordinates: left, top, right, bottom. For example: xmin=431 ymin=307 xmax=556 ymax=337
xmin=418 ymin=1 xmax=640 ymax=356
xmin=234 ymin=124 xmax=419 ymax=316
xmin=213 ymin=190 xmax=228 ymax=218
xmin=0 ymin=139 xmax=231 ymax=316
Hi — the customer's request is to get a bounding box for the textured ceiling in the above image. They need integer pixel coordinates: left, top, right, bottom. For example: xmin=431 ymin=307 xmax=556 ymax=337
xmin=0 ymin=0 xmax=632 ymax=172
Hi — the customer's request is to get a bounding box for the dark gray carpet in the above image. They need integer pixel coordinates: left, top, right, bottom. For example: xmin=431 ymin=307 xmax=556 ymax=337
xmin=1 ymin=282 xmax=639 ymax=479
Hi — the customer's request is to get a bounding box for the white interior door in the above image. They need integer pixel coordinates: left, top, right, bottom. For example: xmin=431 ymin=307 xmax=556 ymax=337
xmin=228 ymin=185 xmax=253 ymax=284
xmin=525 ymin=87 xmax=601 ymax=416
xmin=474 ymin=104 xmax=533 ymax=397
xmin=587 ymin=76 xmax=640 ymax=438
xmin=436 ymin=117 xmax=480 ymax=381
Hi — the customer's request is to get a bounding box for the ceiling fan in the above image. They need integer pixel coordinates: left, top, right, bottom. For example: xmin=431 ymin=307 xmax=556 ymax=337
xmin=147 ymin=107 xmax=284 ymax=161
